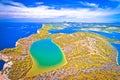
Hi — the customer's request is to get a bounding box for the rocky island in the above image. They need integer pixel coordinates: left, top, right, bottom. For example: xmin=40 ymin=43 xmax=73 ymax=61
xmin=0 ymin=24 xmax=120 ymax=80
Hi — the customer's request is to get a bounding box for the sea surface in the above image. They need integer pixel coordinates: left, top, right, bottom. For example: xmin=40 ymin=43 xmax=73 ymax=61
xmin=0 ymin=22 xmax=42 ymax=50
xmin=49 ymin=23 xmax=120 ymax=65
xmin=111 ymin=43 xmax=120 ymax=65
xmin=0 ymin=22 xmax=120 ymax=65
xmin=0 ymin=60 xmax=5 ymax=71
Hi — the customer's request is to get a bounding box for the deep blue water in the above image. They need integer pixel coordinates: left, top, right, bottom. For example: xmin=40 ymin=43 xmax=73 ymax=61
xmin=49 ymin=24 xmax=120 ymax=65
xmin=0 ymin=22 xmax=42 ymax=50
xmin=88 ymin=31 xmax=120 ymax=40
xmin=0 ymin=22 xmax=120 ymax=65
xmin=0 ymin=60 xmax=5 ymax=71
xmin=49 ymin=27 xmax=84 ymax=34
xmin=111 ymin=43 xmax=120 ymax=65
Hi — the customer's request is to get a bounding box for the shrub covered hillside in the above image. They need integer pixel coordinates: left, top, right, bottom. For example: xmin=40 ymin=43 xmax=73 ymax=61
xmin=0 ymin=24 xmax=120 ymax=80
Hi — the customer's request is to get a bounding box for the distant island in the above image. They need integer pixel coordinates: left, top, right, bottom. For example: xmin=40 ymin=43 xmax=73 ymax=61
xmin=0 ymin=24 xmax=120 ymax=80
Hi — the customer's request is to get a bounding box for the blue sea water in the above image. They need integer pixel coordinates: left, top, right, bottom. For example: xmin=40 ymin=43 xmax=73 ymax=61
xmin=0 ymin=22 xmax=42 ymax=50
xmin=49 ymin=26 xmax=84 ymax=34
xmin=88 ymin=31 xmax=120 ymax=40
xmin=0 ymin=22 xmax=120 ymax=65
xmin=49 ymin=23 xmax=120 ymax=65
xmin=0 ymin=60 xmax=5 ymax=71
xmin=49 ymin=27 xmax=80 ymax=34
xmin=111 ymin=43 xmax=120 ymax=65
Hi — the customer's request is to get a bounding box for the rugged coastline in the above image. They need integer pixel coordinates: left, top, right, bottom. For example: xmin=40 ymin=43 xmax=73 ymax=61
xmin=0 ymin=24 xmax=120 ymax=80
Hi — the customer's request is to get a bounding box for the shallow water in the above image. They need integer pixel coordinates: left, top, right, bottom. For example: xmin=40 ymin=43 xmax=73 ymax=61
xmin=30 ymin=38 xmax=65 ymax=67
xmin=28 ymin=38 xmax=66 ymax=76
xmin=111 ymin=43 xmax=120 ymax=65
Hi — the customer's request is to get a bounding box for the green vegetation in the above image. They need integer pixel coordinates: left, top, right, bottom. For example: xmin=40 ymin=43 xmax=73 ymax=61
xmin=80 ymin=26 xmax=120 ymax=33
xmin=27 ymin=38 xmax=67 ymax=76
xmin=0 ymin=24 xmax=120 ymax=80
xmin=107 ymin=38 xmax=120 ymax=44
xmin=0 ymin=47 xmax=22 ymax=58
xmin=103 ymin=27 xmax=120 ymax=32
xmin=31 ymin=24 xmax=51 ymax=39
xmin=49 ymin=32 xmax=114 ymax=71
xmin=63 ymin=69 xmax=120 ymax=80
xmin=8 ymin=57 xmax=32 ymax=80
